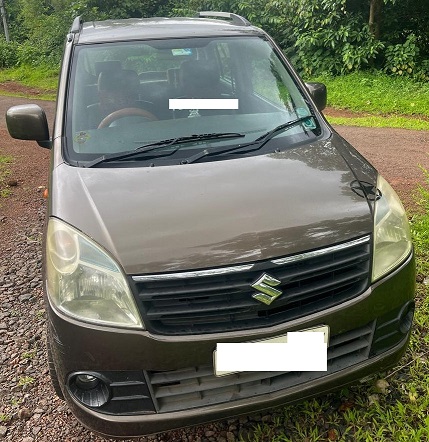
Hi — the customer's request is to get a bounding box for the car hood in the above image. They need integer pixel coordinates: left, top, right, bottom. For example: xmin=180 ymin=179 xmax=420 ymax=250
xmin=51 ymin=137 xmax=375 ymax=274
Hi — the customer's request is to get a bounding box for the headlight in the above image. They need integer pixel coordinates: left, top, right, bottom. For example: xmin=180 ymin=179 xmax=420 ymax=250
xmin=46 ymin=218 xmax=143 ymax=328
xmin=372 ymin=175 xmax=412 ymax=282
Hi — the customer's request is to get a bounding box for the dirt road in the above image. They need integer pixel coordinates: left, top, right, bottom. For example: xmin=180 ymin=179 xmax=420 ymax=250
xmin=0 ymin=95 xmax=428 ymax=442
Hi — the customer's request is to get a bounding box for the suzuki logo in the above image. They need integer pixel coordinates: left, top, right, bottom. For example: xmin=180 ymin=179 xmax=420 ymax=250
xmin=251 ymin=273 xmax=282 ymax=305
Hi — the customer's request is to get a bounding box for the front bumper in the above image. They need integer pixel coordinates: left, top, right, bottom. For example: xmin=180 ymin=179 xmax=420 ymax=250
xmin=47 ymin=253 xmax=415 ymax=437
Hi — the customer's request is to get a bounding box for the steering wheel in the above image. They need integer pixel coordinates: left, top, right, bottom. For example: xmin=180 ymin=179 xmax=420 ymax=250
xmin=98 ymin=107 xmax=158 ymax=129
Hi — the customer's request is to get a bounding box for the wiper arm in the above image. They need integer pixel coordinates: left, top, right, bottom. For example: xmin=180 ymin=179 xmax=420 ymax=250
xmin=136 ymin=132 xmax=245 ymax=150
xmin=254 ymin=116 xmax=316 ymax=145
xmin=83 ymin=132 xmax=245 ymax=168
xmin=182 ymin=116 xmax=316 ymax=165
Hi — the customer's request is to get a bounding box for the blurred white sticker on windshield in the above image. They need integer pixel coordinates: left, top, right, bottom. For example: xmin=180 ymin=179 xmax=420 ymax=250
xmin=169 ymin=98 xmax=239 ymax=110
xmin=172 ymin=48 xmax=193 ymax=56
xmin=215 ymin=331 xmax=327 ymax=376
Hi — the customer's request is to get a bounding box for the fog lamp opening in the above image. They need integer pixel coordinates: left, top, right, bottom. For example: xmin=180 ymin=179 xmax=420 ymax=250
xmin=75 ymin=374 xmax=99 ymax=390
xmin=68 ymin=372 xmax=110 ymax=408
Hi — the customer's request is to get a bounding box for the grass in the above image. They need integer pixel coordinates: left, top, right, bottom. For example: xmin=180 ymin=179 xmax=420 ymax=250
xmin=246 ymin=369 xmax=429 ymax=441
xmin=9 ymin=398 xmax=19 ymax=407
xmin=325 ymin=115 xmax=429 ymax=131
xmin=308 ymin=71 xmax=429 ymax=130
xmin=311 ymin=71 xmax=429 ymax=118
xmin=0 ymin=413 xmax=10 ymax=423
xmin=17 ymin=376 xmax=35 ymax=388
xmin=21 ymin=349 xmax=37 ymax=360
xmin=0 ymin=64 xmax=58 ymax=100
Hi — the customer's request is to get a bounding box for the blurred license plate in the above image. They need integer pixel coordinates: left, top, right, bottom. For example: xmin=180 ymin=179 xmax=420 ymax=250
xmin=213 ymin=325 xmax=329 ymax=376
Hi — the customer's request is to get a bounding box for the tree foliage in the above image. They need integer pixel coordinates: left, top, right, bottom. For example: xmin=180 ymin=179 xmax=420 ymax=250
xmin=0 ymin=0 xmax=428 ymax=79
xmin=284 ymin=0 xmax=385 ymax=75
xmin=0 ymin=0 xmax=170 ymax=67
xmin=172 ymin=0 xmax=429 ymax=78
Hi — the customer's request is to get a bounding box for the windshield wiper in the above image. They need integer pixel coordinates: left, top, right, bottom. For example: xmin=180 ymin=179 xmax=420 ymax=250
xmin=182 ymin=116 xmax=316 ymax=164
xmin=254 ymin=116 xmax=316 ymax=145
xmin=136 ymin=132 xmax=246 ymax=150
xmin=82 ymin=132 xmax=245 ymax=168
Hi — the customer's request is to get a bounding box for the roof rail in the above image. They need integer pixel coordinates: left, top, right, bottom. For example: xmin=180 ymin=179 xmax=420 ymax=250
xmin=195 ymin=11 xmax=251 ymax=26
xmin=70 ymin=16 xmax=83 ymax=34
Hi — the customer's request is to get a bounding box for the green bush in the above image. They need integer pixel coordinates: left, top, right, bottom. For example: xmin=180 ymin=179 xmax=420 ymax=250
xmin=15 ymin=12 xmax=69 ymax=67
xmin=384 ymin=34 xmax=420 ymax=77
xmin=415 ymin=59 xmax=429 ymax=82
xmin=288 ymin=2 xmax=386 ymax=76
xmin=293 ymin=22 xmax=385 ymax=76
xmin=0 ymin=38 xmax=19 ymax=68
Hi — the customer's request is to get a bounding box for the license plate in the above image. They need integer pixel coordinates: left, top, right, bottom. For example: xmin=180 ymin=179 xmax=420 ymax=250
xmin=213 ymin=325 xmax=329 ymax=376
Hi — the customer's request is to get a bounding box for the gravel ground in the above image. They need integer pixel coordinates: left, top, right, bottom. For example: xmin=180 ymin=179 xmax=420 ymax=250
xmin=1 ymin=94 xmax=429 ymax=441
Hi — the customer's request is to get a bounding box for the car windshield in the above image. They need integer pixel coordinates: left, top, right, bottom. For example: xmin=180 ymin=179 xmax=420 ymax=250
xmin=66 ymin=36 xmax=321 ymax=166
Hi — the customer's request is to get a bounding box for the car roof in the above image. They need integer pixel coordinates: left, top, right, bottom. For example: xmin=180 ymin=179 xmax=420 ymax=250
xmin=76 ymin=17 xmax=265 ymax=44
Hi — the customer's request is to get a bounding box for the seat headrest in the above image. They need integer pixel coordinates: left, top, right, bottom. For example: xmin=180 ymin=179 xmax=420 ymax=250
xmin=94 ymin=60 xmax=121 ymax=78
xmin=98 ymin=69 xmax=139 ymax=93
xmin=179 ymin=60 xmax=220 ymax=96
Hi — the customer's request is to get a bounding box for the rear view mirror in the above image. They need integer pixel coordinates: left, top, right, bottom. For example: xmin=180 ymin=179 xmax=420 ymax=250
xmin=6 ymin=104 xmax=51 ymax=148
xmin=305 ymin=82 xmax=327 ymax=112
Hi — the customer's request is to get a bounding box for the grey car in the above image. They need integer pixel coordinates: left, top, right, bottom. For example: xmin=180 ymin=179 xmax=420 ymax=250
xmin=6 ymin=12 xmax=414 ymax=438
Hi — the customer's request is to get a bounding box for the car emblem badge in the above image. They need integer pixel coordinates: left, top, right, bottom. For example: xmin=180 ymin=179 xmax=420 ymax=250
xmin=251 ymin=273 xmax=282 ymax=305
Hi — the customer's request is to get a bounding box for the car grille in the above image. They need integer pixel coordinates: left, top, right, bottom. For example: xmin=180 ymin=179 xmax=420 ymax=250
xmin=132 ymin=236 xmax=371 ymax=335
xmin=147 ymin=322 xmax=375 ymax=413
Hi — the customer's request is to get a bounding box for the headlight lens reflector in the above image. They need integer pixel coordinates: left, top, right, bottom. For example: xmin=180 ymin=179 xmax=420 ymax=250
xmin=46 ymin=218 xmax=143 ymax=328
xmin=372 ymin=175 xmax=412 ymax=282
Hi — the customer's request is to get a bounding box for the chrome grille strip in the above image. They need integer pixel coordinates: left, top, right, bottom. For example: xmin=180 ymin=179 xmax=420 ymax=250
xmin=132 ymin=236 xmax=371 ymax=282
xmin=271 ymin=235 xmax=371 ymax=265
xmin=133 ymin=264 xmax=254 ymax=282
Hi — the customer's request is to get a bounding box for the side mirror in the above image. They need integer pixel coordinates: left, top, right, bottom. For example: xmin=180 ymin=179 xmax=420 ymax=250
xmin=6 ymin=104 xmax=51 ymax=149
xmin=305 ymin=82 xmax=327 ymax=112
